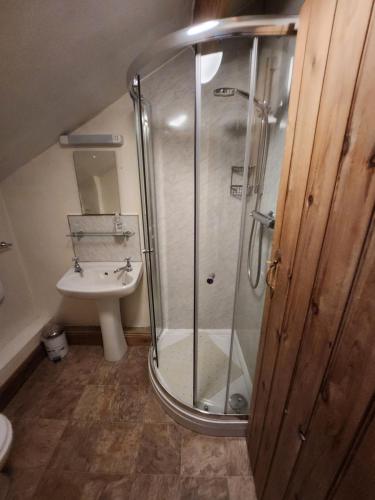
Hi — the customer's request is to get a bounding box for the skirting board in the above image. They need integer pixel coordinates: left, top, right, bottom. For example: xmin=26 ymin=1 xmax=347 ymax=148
xmin=64 ymin=326 xmax=152 ymax=347
xmin=0 ymin=344 xmax=45 ymax=411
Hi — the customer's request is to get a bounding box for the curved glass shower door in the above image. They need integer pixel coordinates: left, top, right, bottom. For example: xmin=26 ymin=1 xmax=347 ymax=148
xmin=226 ymin=35 xmax=296 ymax=414
xmin=137 ymin=48 xmax=196 ymax=404
xmin=131 ymin=18 xmax=297 ymax=422
xmin=195 ymin=38 xmax=255 ymax=413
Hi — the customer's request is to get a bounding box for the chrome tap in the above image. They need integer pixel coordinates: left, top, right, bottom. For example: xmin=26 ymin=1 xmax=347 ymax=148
xmin=72 ymin=257 xmax=82 ymax=273
xmin=114 ymin=257 xmax=133 ymax=274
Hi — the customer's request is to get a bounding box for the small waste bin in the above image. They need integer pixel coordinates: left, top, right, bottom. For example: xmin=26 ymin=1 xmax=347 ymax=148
xmin=42 ymin=324 xmax=69 ymax=362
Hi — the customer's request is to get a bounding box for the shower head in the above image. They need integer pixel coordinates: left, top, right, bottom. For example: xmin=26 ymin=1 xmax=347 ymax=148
xmin=213 ymin=87 xmax=249 ymax=99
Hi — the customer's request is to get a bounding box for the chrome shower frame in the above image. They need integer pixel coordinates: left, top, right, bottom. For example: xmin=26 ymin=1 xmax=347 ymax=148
xmin=129 ymin=15 xmax=298 ymax=435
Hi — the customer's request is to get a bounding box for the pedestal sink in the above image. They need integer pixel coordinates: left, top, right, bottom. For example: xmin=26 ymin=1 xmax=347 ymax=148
xmin=56 ymin=261 xmax=143 ymax=361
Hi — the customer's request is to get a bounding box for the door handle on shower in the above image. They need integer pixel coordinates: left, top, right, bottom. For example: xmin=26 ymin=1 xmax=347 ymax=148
xmin=266 ymin=258 xmax=279 ymax=294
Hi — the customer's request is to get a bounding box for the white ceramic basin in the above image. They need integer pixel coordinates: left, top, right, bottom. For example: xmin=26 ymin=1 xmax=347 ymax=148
xmin=56 ymin=261 xmax=143 ymax=362
xmin=56 ymin=261 xmax=143 ymax=299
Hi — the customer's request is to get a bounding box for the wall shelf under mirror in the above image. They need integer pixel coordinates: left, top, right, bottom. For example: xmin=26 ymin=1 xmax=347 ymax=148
xmin=66 ymin=230 xmax=135 ymax=240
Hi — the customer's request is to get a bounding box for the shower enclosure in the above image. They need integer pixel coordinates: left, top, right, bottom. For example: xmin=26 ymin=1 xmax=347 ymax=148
xmin=128 ymin=16 xmax=297 ymax=435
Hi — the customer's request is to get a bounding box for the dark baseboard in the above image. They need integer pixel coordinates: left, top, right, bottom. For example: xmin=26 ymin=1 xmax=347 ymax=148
xmin=64 ymin=325 xmax=151 ymax=347
xmin=0 ymin=344 xmax=45 ymax=411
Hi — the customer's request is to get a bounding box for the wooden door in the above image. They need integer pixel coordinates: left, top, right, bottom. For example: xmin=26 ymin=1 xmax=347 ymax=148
xmin=248 ymin=1 xmax=375 ymax=499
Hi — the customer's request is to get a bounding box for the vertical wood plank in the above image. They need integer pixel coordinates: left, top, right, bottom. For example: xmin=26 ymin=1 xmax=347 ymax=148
xmin=248 ymin=0 xmax=312 ymax=457
xmin=330 ymin=403 xmax=375 ymax=500
xmin=285 ymin=215 xmax=375 ymax=500
xmin=193 ymin=0 xmax=226 ymax=21
xmin=249 ymin=0 xmax=338 ymax=481
xmin=261 ymin=2 xmax=375 ymax=499
xmin=282 ymin=10 xmax=375 ymax=496
xmin=193 ymin=0 xmax=255 ymax=21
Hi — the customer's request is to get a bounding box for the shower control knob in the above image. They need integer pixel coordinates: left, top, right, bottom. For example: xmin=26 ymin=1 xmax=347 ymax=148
xmin=207 ymin=273 xmax=215 ymax=285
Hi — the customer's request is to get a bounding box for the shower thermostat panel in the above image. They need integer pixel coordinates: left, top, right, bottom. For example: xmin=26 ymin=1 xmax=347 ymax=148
xmin=59 ymin=134 xmax=123 ymax=147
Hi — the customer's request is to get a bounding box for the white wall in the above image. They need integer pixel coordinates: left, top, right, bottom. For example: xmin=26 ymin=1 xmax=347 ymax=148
xmin=0 ymin=190 xmax=36 ymax=347
xmin=1 ymin=93 xmax=150 ymax=332
xmin=0 ymin=188 xmax=50 ymax=384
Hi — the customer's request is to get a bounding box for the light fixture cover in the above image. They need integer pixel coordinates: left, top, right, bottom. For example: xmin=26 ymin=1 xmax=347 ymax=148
xmin=200 ymin=51 xmax=223 ymax=84
xmin=59 ymin=134 xmax=123 ymax=147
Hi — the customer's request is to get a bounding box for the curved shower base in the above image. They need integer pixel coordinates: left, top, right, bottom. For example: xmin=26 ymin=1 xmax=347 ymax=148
xmin=148 ymin=351 xmax=248 ymax=437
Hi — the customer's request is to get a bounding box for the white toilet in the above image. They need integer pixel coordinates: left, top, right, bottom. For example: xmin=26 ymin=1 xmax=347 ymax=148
xmin=0 ymin=414 xmax=13 ymax=499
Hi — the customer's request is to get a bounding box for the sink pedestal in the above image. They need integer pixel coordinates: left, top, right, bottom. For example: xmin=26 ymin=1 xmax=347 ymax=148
xmin=96 ymin=298 xmax=127 ymax=361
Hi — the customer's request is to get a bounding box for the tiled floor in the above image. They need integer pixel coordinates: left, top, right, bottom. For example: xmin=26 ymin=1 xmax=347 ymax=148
xmin=3 ymin=345 xmax=257 ymax=499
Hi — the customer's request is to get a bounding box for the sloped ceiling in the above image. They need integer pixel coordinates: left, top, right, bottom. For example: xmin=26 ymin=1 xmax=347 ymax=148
xmin=0 ymin=0 xmax=193 ymax=180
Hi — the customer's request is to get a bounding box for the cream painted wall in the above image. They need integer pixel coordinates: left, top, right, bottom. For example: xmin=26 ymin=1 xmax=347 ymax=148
xmin=0 ymin=187 xmax=50 ymax=385
xmin=0 ymin=189 xmax=36 ymax=348
xmin=1 ymin=93 xmax=150 ymax=329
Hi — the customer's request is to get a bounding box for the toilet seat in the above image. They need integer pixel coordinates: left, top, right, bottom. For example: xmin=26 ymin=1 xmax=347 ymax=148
xmin=0 ymin=415 xmax=12 ymax=469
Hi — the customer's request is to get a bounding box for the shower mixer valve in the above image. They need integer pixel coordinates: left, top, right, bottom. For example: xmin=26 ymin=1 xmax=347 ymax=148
xmin=207 ymin=273 xmax=215 ymax=285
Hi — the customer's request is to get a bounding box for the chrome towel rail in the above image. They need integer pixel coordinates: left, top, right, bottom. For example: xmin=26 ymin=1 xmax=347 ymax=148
xmin=0 ymin=241 xmax=12 ymax=250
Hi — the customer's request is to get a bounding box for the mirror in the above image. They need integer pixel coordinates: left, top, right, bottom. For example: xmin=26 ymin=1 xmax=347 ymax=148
xmin=73 ymin=151 xmax=121 ymax=215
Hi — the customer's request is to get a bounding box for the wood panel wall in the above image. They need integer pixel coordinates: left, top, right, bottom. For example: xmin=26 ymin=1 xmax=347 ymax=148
xmin=193 ymin=0 xmax=260 ymax=21
xmin=248 ymin=1 xmax=375 ymax=499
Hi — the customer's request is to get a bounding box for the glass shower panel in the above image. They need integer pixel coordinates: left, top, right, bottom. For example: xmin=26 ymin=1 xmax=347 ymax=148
xmin=226 ymin=36 xmax=296 ymax=414
xmin=140 ymin=48 xmax=196 ymax=406
xmin=196 ymin=39 xmax=253 ymax=413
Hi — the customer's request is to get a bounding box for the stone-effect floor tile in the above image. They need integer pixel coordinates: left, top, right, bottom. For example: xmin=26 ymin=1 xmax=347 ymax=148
xmin=227 ymin=476 xmax=257 ymax=500
xmin=100 ymin=475 xmax=135 ymax=500
xmin=89 ymin=347 xmax=149 ymax=388
xmin=89 ymin=422 xmax=143 ymax=475
xmin=129 ymin=474 xmax=180 ymax=500
xmin=5 ymin=466 xmax=45 ymax=499
xmin=143 ymin=391 xmax=173 ymax=424
xmin=73 ymin=384 xmax=148 ymax=422
xmin=32 ymin=470 xmax=129 ymax=500
xmin=111 ymin=384 xmax=148 ymax=422
xmin=48 ymin=420 xmax=95 ymax=473
xmin=89 ymin=360 xmax=123 ymax=386
xmin=56 ymin=347 xmax=102 ymax=387
xmin=27 ymin=357 xmax=65 ymax=385
xmin=181 ymin=434 xmax=227 ymax=477
xmin=127 ymin=346 xmax=149 ymax=360
xmin=49 ymin=420 xmax=142 ymax=475
xmin=118 ymin=356 xmax=149 ymax=387
xmin=9 ymin=418 xmax=67 ymax=470
xmin=4 ymin=381 xmax=52 ymax=419
xmin=39 ymin=384 xmax=84 ymax=419
xmin=225 ymin=438 xmax=251 ymax=476
xmin=3 ymin=345 xmax=257 ymax=500
xmin=136 ymin=424 xmax=181 ymax=475
xmin=5 ymin=378 xmax=84 ymax=421
xmin=73 ymin=385 xmax=117 ymax=421
xmin=180 ymin=477 xmax=229 ymax=500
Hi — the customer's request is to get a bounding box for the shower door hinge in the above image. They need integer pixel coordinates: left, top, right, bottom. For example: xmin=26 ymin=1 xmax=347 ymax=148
xmin=142 ymin=248 xmax=154 ymax=254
